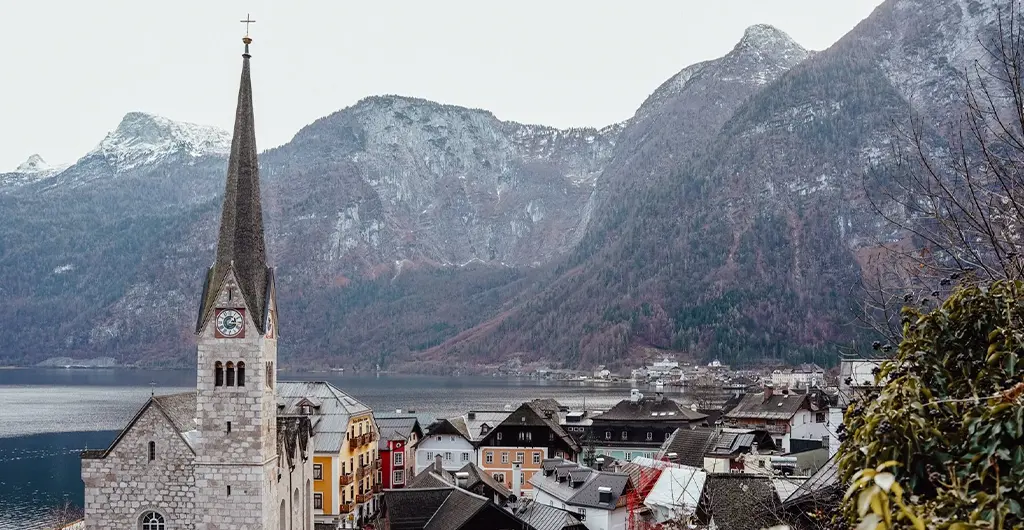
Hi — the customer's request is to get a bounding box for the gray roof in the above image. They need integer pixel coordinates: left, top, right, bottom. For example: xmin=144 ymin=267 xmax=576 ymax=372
xmin=423 ymin=488 xmax=489 ymax=530
xmin=384 ymin=486 xmax=538 ymax=530
xmin=461 ymin=411 xmax=511 ymax=442
xmin=457 ymin=462 xmax=512 ymax=499
xmin=276 ymin=381 xmax=371 ymax=452
xmin=407 ymin=471 xmax=454 ymax=489
xmin=724 ymin=392 xmax=808 ymax=421
xmin=375 ymin=416 xmax=421 ymax=450
xmin=198 ymin=45 xmax=270 ymax=334
xmin=152 ymin=392 xmax=198 ymax=435
xmin=657 ymin=427 xmax=719 ymax=466
xmin=515 ymin=501 xmax=586 ymax=530
xmin=593 ymin=397 xmax=707 ymax=422
xmin=781 ymin=455 xmax=840 ymax=506
xmin=700 ymin=474 xmax=778 ymax=530
xmin=528 ymin=459 xmax=631 ymax=510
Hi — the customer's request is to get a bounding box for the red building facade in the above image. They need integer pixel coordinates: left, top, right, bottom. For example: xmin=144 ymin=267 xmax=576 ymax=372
xmin=375 ymin=416 xmax=422 ymax=489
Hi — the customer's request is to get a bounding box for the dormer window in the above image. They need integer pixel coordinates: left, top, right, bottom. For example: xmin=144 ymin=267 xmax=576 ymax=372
xmin=302 ymin=405 xmax=311 ymax=415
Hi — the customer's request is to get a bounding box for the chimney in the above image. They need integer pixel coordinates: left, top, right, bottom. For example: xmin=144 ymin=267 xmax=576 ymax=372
xmin=395 ymin=408 xmax=403 ymax=414
xmin=751 ymin=442 xmax=759 ymax=456
xmin=434 ymin=454 xmax=443 ymax=473
xmin=468 ymin=412 xmax=476 ymax=420
xmin=666 ymin=452 xmax=679 ymax=463
xmin=595 ymin=457 xmax=605 ymax=471
xmin=512 ymin=462 xmax=522 ymax=498
xmin=598 ymin=486 xmax=613 ymax=504
xmin=454 ymin=471 xmax=470 ymax=489
xmin=630 ymin=389 xmax=642 ymax=403
xmin=763 ymin=384 xmax=774 ymax=402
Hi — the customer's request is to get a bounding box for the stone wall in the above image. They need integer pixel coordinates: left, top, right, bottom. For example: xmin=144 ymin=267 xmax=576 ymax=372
xmin=81 ymin=404 xmax=196 ymax=530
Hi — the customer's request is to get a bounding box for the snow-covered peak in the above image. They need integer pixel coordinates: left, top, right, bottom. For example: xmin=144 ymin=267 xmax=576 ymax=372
xmin=88 ymin=112 xmax=231 ymax=171
xmin=736 ymin=24 xmax=803 ymax=52
xmin=16 ymin=154 xmax=51 ymax=173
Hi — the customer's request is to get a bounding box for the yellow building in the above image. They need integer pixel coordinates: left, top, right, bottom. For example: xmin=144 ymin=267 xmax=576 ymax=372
xmin=278 ymin=382 xmax=380 ymax=529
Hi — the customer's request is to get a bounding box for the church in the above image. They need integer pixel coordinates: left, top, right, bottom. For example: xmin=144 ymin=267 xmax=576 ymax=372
xmin=80 ymin=32 xmax=317 ymax=530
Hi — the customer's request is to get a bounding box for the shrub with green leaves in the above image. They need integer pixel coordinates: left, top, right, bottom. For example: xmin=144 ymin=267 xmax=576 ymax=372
xmin=839 ymin=280 xmax=1024 ymax=529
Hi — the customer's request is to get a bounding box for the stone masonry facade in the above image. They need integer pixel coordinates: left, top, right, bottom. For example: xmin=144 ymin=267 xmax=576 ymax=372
xmin=81 ymin=405 xmax=196 ymax=529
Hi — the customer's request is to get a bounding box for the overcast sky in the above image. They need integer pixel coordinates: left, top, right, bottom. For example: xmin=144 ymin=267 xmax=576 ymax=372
xmin=0 ymin=0 xmax=885 ymax=171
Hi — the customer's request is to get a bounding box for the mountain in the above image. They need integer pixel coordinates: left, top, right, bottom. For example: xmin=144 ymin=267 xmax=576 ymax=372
xmin=1 ymin=0 xmax=1005 ymax=371
xmin=419 ymin=0 xmax=1014 ymax=369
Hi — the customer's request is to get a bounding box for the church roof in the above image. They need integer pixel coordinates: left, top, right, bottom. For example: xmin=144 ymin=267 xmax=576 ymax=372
xmin=82 ymin=391 xmax=198 ymax=459
xmin=276 ymin=381 xmax=371 ymax=452
xmin=197 ymin=41 xmax=271 ymax=334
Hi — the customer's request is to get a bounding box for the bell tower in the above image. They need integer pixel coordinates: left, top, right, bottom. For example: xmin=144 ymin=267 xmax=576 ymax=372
xmin=192 ymin=26 xmax=281 ymax=530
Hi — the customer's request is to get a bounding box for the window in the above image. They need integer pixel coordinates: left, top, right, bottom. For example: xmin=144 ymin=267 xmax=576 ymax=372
xmin=436 ymin=436 xmax=442 ymax=442
xmin=148 ymin=441 xmax=155 ymax=461
xmin=549 ymin=432 xmax=554 ymax=441
xmin=237 ymin=361 xmax=245 ymax=386
xmin=605 ymin=431 xmax=612 ymax=440
xmin=314 ymin=493 xmax=323 ymax=510
xmin=227 ymin=485 xmax=231 ymax=496
xmin=302 ymin=405 xmax=311 ymax=415
xmin=265 ymin=361 xmax=274 ymax=389
xmin=313 ymin=464 xmax=323 ymax=480
xmin=492 ymin=472 xmax=505 ymax=484
xmin=533 ymin=453 xmax=541 ymax=464
xmin=815 ymin=412 xmax=826 ymax=423
xmin=518 ymin=431 xmax=526 ymax=441
xmin=461 ymin=452 xmax=469 ymax=462
xmin=646 ymin=432 xmax=653 ymax=441
xmin=225 ymin=361 xmax=235 ymax=386
xmin=516 ymin=451 xmax=525 ymax=463
xmin=214 ymin=362 xmax=223 ymax=387
xmin=496 ymin=432 xmax=503 ymax=441
xmin=226 ymin=421 xmax=232 ymax=434
xmin=578 ymin=508 xmax=587 ymax=520
xmin=625 ymin=452 xmax=632 ymax=461
xmin=485 ymin=452 xmax=494 ymax=464
xmin=520 ymin=472 xmax=525 ymax=484
xmin=501 ymin=452 xmax=509 ymax=464
xmin=394 ymin=452 xmax=404 ymax=466
xmin=140 ymin=511 xmax=165 ymax=530
xmin=393 ymin=470 xmax=404 ymax=484
xmin=621 ymin=431 xmax=628 ymax=441
xmin=426 ymin=452 xmax=433 ymax=462
xmin=665 ymin=432 xmax=672 ymax=441
xmin=444 ymin=452 xmax=452 ymax=461
xmin=758 ymin=460 xmax=766 ymax=468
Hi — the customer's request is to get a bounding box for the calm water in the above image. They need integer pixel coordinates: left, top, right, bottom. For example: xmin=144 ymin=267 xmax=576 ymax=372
xmin=0 ymin=368 xmax=679 ymax=529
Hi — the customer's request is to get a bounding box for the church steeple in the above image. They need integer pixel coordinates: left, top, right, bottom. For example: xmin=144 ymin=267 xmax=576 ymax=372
xmin=197 ymin=34 xmax=270 ymax=334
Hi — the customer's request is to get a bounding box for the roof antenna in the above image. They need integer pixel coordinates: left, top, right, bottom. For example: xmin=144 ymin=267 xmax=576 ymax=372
xmin=150 ymin=381 xmax=157 ymax=397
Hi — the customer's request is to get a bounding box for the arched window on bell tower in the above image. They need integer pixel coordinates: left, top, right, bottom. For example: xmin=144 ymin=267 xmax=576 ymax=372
xmin=237 ymin=362 xmax=246 ymax=386
xmin=226 ymin=362 xmax=235 ymax=386
xmin=215 ymin=362 xmax=224 ymax=387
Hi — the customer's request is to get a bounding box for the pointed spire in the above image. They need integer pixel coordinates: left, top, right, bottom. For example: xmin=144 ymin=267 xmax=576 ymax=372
xmin=197 ymin=37 xmax=269 ymax=334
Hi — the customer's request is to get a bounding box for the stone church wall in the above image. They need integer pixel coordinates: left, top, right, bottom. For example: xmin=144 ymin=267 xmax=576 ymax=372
xmin=81 ymin=405 xmax=196 ymax=530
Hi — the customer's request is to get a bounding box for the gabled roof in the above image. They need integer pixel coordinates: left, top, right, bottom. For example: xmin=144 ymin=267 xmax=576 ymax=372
xmin=197 ymin=40 xmax=271 ymax=334
xmin=528 ymin=459 xmax=631 ymax=510
xmin=82 ymin=392 xmax=198 ymax=459
xmin=407 ymin=471 xmax=454 ymax=489
xmin=483 ymin=401 xmax=581 ymax=453
xmin=376 ymin=416 xmax=422 ymax=450
xmin=457 ymin=462 xmax=512 ymax=499
xmin=462 ymin=411 xmax=512 ymax=442
xmin=724 ymin=392 xmax=809 ymax=421
xmin=423 ymin=418 xmax=472 ymax=443
xmin=276 ymin=381 xmax=371 ymax=452
xmin=699 ymin=474 xmax=778 ymax=530
xmin=657 ymin=427 xmax=720 ymax=467
xmin=384 ymin=486 xmax=539 ymax=530
xmin=593 ymin=396 xmax=707 ymax=422
xmin=515 ymin=501 xmax=587 ymax=530
xmin=780 ymin=455 xmax=840 ymax=507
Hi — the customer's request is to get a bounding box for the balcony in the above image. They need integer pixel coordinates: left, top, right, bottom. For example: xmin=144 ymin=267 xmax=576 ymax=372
xmin=339 ymin=473 xmax=353 ymax=486
xmin=372 ymin=483 xmax=382 ymax=494
xmin=356 ymin=493 xmax=373 ymax=503
xmin=339 ymin=503 xmax=353 ymax=514
xmin=355 ymin=466 xmax=367 ymax=480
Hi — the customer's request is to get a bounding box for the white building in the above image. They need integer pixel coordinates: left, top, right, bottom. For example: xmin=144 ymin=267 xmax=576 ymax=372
xmin=414 ymin=411 xmax=509 ymax=475
xmin=770 ymin=363 xmax=826 ymax=389
xmin=723 ymin=387 xmax=836 ymax=453
xmin=530 ymin=459 xmax=632 ymax=530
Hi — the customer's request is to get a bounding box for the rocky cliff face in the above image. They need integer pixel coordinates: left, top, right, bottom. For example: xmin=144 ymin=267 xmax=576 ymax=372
xmin=0 ymin=0 xmax=1006 ymax=370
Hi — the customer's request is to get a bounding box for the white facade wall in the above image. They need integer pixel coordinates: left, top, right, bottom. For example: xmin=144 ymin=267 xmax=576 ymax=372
xmin=414 ymin=435 xmax=474 ymax=475
xmin=771 ymin=371 xmax=825 ymax=388
xmin=788 ymin=409 xmax=833 ymax=453
xmin=531 ymin=488 xmax=626 ymax=530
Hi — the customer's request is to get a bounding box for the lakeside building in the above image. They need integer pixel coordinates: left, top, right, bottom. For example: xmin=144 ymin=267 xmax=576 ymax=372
xmin=80 ymin=36 xmax=322 ymax=530
xmin=476 ymin=400 xmax=581 ymax=497
xmin=723 ymin=385 xmax=835 ymax=453
xmin=770 ymin=363 xmax=826 ymax=389
xmin=276 ymin=382 xmax=380 ymax=527
xmin=375 ymin=416 xmax=423 ymax=490
xmin=414 ymin=410 xmax=510 ymax=475
xmin=586 ymin=389 xmax=707 ymax=462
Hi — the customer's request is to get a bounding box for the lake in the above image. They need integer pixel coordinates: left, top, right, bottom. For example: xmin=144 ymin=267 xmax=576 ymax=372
xmin=0 ymin=368 xmax=680 ymax=529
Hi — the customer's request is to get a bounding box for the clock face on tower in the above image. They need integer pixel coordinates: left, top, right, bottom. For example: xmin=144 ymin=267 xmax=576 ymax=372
xmin=215 ymin=308 xmax=245 ymax=338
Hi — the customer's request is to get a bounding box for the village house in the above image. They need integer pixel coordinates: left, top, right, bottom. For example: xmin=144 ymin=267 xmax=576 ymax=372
xmin=657 ymin=426 xmax=779 ymax=474
xmin=723 ymin=385 xmax=835 ymax=453
xmin=477 ymin=400 xmax=581 ymax=496
xmin=414 ymin=410 xmax=509 ymax=475
xmin=770 ymin=363 xmax=826 ymax=389
xmin=529 ymin=459 xmax=633 ymax=530
xmin=277 ymin=382 xmax=381 ymax=529
xmin=587 ymin=389 xmax=707 ymax=462
xmin=374 ymin=416 xmax=423 ymax=490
